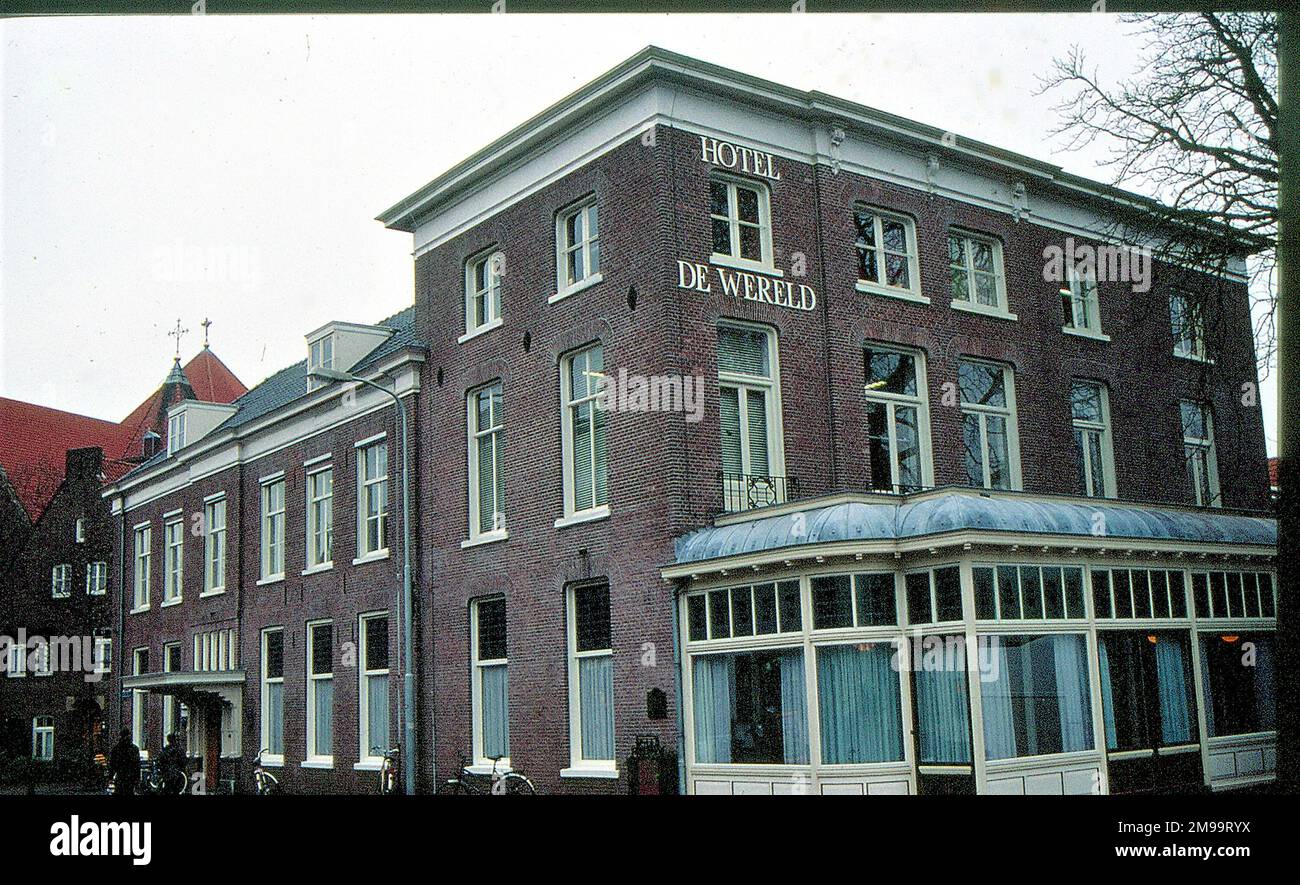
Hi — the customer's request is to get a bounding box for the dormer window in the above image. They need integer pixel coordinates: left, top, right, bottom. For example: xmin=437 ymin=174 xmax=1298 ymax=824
xmin=168 ymin=411 xmax=187 ymax=455
xmin=308 ymin=334 xmax=335 ymax=390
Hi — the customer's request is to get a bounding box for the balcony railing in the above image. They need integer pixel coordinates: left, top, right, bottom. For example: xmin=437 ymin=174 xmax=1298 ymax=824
xmin=720 ymin=471 xmax=799 ymax=514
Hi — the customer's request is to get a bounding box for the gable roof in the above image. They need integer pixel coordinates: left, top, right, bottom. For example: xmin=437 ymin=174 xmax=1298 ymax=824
xmin=0 ymin=398 xmax=124 ymax=518
xmin=117 ymin=349 xmax=248 ymax=459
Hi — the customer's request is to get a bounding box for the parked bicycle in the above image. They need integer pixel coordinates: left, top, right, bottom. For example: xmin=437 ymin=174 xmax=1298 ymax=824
xmin=140 ymin=758 xmax=187 ymax=795
xmin=376 ymin=745 xmax=400 ymax=795
xmin=253 ymin=749 xmax=281 ymax=795
xmin=437 ymin=755 xmax=535 ymax=795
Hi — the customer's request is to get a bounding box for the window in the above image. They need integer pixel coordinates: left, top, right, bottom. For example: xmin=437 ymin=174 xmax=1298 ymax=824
xmin=357 ymin=441 xmax=389 ymax=558
xmin=260 ymin=478 xmax=285 ymax=580
xmin=307 ymin=334 xmax=334 ymax=390
xmin=204 ymin=497 xmax=226 ymax=593
xmin=1098 ymin=632 xmax=1197 ymax=752
xmin=958 ymin=360 xmax=1020 ymax=490
xmin=51 ymin=564 xmax=71 ymax=598
xmin=864 ymin=345 xmax=931 ymax=492
xmin=163 ymin=517 xmax=184 ymax=603
xmin=133 ymin=524 xmax=151 ymax=610
xmin=32 ymin=717 xmax=54 ymax=761
xmin=193 ymin=628 xmax=238 ymax=672
xmin=974 ymin=565 xmax=1087 ymax=621
xmin=86 ymin=561 xmax=108 ymax=596
xmin=949 ymin=230 xmax=1008 ymax=314
xmin=468 ymin=384 xmax=505 ymax=538
xmin=132 ymin=648 xmax=149 ymax=748
xmin=904 ymin=566 xmax=963 ymax=625
xmin=359 ymin=613 xmax=390 ymax=764
xmin=162 ymin=642 xmax=182 ymax=742
xmin=560 ymin=344 xmax=608 ymax=518
xmin=1191 ymin=570 xmax=1275 ymax=620
xmin=168 ymin=411 xmax=186 ymax=455
xmin=810 ymin=573 xmax=896 ymax=629
xmin=694 ymin=648 xmax=810 ymax=764
xmin=75 ymin=517 xmax=86 ymax=543
xmin=261 ymin=629 xmax=284 ymax=761
xmin=7 ymin=639 xmax=25 ymax=677
xmin=1092 ymin=569 xmax=1189 ymax=619
xmin=306 ymin=466 xmax=334 ymax=568
xmin=1071 ymin=381 xmax=1115 ymax=497
xmin=709 ymin=175 xmax=773 ymax=268
xmin=472 ymin=598 xmax=510 ymax=765
xmin=816 ymin=642 xmax=901 ymax=764
xmin=1061 ymin=262 xmax=1103 ymax=334
xmin=1180 ymin=400 xmax=1220 ymax=507
xmin=556 ymin=198 xmax=600 ymax=295
xmin=306 ymin=621 xmax=333 ymax=762
xmin=465 ymin=250 xmax=503 ymax=334
xmin=567 ymin=583 xmax=614 ymax=769
xmin=687 ymin=581 xmax=803 ymax=641
xmin=913 ymin=635 xmax=974 ymax=765
xmin=93 ymin=633 xmax=111 ymax=677
xmin=1170 ymin=291 xmax=1207 ymax=360
xmin=718 ymin=323 xmax=784 ymax=511
xmin=855 ymin=208 xmax=920 ymax=298
xmin=1199 ymin=634 xmax=1275 ymax=737
xmin=31 ymin=640 xmax=52 ymax=676
xmin=981 ymin=633 xmax=1094 ymax=759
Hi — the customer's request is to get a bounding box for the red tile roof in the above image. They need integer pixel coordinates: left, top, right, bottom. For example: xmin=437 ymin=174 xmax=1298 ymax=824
xmin=0 ymin=349 xmax=247 ymax=520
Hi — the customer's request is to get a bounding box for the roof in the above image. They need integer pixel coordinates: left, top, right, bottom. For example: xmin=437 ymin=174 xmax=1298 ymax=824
xmin=1268 ymin=457 xmax=1278 ymax=489
xmin=117 ymin=349 xmax=248 ymax=458
xmin=116 ymin=306 xmax=418 ymax=483
xmin=0 ymin=397 xmax=125 ymax=518
xmin=672 ymin=491 xmax=1277 ymax=566
xmin=378 ymin=46 xmax=1269 ymax=253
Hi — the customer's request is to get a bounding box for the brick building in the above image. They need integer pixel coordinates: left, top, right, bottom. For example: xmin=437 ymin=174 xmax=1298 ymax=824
xmin=105 ymin=47 xmax=1276 ymax=795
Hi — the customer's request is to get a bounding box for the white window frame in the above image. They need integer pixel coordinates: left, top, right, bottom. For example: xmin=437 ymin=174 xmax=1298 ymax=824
xmin=307 ymin=333 xmax=335 ymax=390
xmin=86 ymin=561 xmax=108 ymax=596
xmin=564 ymin=584 xmax=616 ymax=776
xmin=203 ymin=496 xmax=227 ymax=595
xmin=958 ymin=359 xmax=1023 ymax=491
xmin=167 ymin=411 xmax=186 ymax=455
xmin=854 ymin=207 xmax=923 ymax=302
xmin=553 ymin=197 xmax=601 ymax=301
xmin=7 ymin=639 xmax=26 ymax=677
xmin=132 ymin=647 xmax=149 ymax=751
xmin=1171 ymin=290 xmax=1209 ymax=361
xmin=261 ymin=627 xmax=284 ymax=765
xmin=470 ymin=597 xmax=509 ymax=769
xmin=708 ymin=173 xmax=776 ymax=272
xmin=558 ymin=343 xmax=610 ymax=523
xmin=718 ymin=322 xmax=787 ymax=511
xmin=466 ymin=383 xmax=506 ymax=542
xmin=358 ymin=612 xmax=390 ymax=767
xmin=162 ymin=642 xmax=182 ymax=743
xmin=163 ymin=516 xmax=184 ymax=604
xmin=1061 ymin=262 xmax=1107 ymax=339
xmin=260 ymin=477 xmax=285 ymax=582
xmin=1181 ymin=400 xmax=1222 ymax=507
xmin=305 ymin=619 xmax=333 ymax=765
xmin=356 ymin=440 xmax=389 ymax=561
xmin=948 ymin=229 xmax=1012 ymax=318
xmin=32 ymin=640 xmax=53 ymax=676
xmin=463 ymin=248 xmax=504 ymax=338
xmin=51 ymin=563 xmax=71 ymax=599
xmin=93 ymin=634 xmax=112 ymax=678
xmin=863 ymin=344 xmax=934 ymax=493
xmin=32 ymin=717 xmax=54 ymax=761
xmin=1071 ymin=380 xmax=1117 ymax=498
xmin=75 ymin=517 xmax=86 ymax=543
xmin=133 ymin=523 xmax=151 ymax=611
xmin=305 ymin=465 xmax=334 ymax=572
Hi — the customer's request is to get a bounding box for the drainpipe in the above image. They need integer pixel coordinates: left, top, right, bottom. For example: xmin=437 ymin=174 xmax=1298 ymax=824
xmin=113 ymin=494 xmax=126 ymax=740
xmin=671 ymin=581 xmax=686 ymax=795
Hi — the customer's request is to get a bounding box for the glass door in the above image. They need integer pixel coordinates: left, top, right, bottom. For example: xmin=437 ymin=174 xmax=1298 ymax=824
xmin=1098 ymin=631 xmax=1203 ymax=794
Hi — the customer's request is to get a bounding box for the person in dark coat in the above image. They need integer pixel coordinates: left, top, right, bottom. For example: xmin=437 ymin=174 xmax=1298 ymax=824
xmin=108 ymin=728 xmax=140 ymax=796
xmin=158 ymin=733 xmax=188 ymax=794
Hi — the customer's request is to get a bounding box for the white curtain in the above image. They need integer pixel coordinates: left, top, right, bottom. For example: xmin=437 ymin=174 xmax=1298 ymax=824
xmin=1052 ymin=635 xmax=1092 ymax=753
xmin=1154 ymin=639 xmax=1192 ymax=745
xmin=981 ymin=644 xmax=1016 ymax=760
xmin=368 ymin=673 xmax=389 ymax=755
xmin=816 ymin=644 xmax=902 ymax=764
xmin=266 ymin=682 xmax=284 ymax=755
xmin=1097 ymin=641 xmax=1117 ymax=750
xmin=579 ymin=655 xmax=614 ymax=761
xmin=480 ymin=664 xmax=509 ymax=759
xmin=692 ymin=656 xmax=734 ymax=763
xmin=779 ymin=650 xmax=809 ymax=764
xmin=314 ymin=679 xmax=333 ymax=755
xmin=916 ymin=665 xmax=971 ymax=763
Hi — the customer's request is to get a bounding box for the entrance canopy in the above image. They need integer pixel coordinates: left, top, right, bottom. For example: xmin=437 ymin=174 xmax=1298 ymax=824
xmin=123 ymin=669 xmax=245 ymax=707
xmin=667 ymin=489 xmax=1276 ymax=576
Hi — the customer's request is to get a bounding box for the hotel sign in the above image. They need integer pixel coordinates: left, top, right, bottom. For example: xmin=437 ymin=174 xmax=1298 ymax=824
xmin=677 ymin=259 xmax=817 ymax=312
xmin=700 ymin=136 xmax=781 ymax=181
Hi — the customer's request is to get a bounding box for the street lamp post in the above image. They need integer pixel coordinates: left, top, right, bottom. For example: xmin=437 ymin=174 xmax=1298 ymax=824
xmin=310 ymin=367 xmax=416 ymax=795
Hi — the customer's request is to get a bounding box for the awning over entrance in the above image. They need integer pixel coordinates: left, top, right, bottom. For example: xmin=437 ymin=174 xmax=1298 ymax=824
xmin=670 ymin=489 xmax=1276 ymax=571
xmin=123 ymin=669 xmax=245 ymax=707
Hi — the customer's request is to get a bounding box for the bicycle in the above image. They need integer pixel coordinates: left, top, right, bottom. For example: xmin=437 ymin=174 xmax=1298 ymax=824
xmin=376 ymin=745 xmax=400 ymax=795
xmin=253 ymin=748 xmax=281 ymax=795
xmin=437 ymin=755 xmax=536 ymax=795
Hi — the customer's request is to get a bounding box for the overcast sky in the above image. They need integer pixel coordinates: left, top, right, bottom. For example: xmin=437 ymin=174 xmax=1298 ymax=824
xmin=0 ymin=13 xmax=1278 ymax=455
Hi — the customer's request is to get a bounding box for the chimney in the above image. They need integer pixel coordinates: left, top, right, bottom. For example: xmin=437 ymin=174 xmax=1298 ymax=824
xmin=65 ymin=447 xmax=104 ymax=482
xmin=142 ymin=431 xmax=162 ymax=460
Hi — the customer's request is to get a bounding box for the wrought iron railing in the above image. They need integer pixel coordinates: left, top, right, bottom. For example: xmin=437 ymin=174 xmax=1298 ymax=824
xmin=720 ymin=471 xmax=799 ymax=513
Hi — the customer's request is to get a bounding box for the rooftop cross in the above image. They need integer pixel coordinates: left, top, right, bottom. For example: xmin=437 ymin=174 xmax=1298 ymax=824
xmin=201 ymin=317 xmax=212 ymax=349
xmin=167 ymin=318 xmax=188 ymax=360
